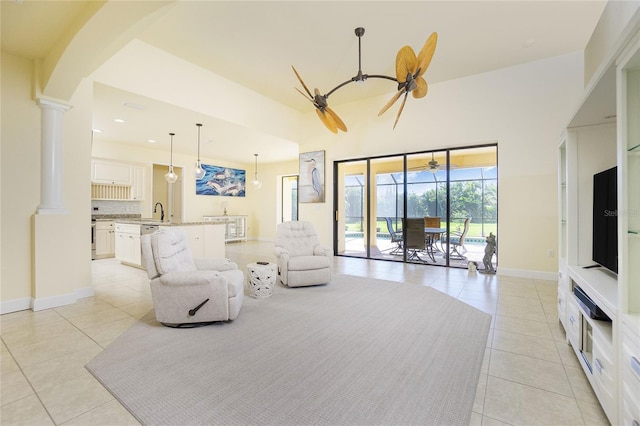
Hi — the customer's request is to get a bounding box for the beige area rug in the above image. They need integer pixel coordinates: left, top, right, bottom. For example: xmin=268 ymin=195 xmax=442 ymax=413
xmin=86 ymin=274 xmax=491 ymax=426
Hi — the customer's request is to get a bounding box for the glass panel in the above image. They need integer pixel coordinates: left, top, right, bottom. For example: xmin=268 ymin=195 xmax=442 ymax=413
xmin=336 ymin=160 xmax=367 ymax=257
xmin=444 ymin=146 xmax=498 ymax=268
xmin=281 ymin=175 xmax=298 ymax=222
xmin=370 ymin=156 xmax=404 ymax=261
xmin=406 ymin=151 xmax=448 ymax=265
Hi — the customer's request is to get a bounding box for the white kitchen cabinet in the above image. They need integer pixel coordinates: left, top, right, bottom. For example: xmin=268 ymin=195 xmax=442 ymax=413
xmin=91 ymin=160 xmax=146 ymax=201
xmin=115 ymin=223 xmax=142 ymax=268
xmin=203 ymin=224 xmax=225 ymax=258
xmin=131 ymin=165 xmax=146 ymax=200
xmin=92 ymin=160 xmax=132 ymax=185
xmin=95 ymin=221 xmax=115 ymax=258
xmin=175 ymin=224 xmax=225 ymax=258
xmin=182 ymin=225 xmax=205 ymax=258
xmin=202 ymin=215 xmax=247 ymax=242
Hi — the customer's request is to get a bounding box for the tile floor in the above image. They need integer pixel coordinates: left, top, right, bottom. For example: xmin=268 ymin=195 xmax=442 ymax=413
xmin=0 ymin=241 xmax=610 ymax=425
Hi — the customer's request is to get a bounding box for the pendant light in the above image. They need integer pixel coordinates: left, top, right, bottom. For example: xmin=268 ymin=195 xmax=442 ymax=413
xmin=194 ymin=123 xmax=206 ymax=180
xmin=164 ymin=132 xmax=178 ymax=183
xmin=252 ymin=153 xmax=262 ymax=189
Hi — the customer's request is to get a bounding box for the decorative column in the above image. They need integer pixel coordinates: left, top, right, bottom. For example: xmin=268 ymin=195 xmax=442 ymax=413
xmin=36 ymin=98 xmax=71 ymax=214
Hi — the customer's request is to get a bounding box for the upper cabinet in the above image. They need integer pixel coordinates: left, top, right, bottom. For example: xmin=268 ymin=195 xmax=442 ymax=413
xmin=91 ymin=159 xmax=146 ymax=201
xmin=91 ymin=160 xmax=132 ymax=185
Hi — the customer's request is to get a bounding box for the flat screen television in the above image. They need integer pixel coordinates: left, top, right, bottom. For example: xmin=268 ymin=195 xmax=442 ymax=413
xmin=592 ymin=166 xmax=618 ymax=274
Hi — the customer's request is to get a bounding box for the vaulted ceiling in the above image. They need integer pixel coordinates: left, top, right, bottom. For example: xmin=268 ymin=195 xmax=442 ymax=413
xmin=2 ymin=1 xmax=607 ymax=163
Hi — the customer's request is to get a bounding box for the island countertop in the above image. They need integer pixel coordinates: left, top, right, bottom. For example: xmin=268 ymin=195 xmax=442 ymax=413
xmin=114 ymin=219 xmax=220 ymax=226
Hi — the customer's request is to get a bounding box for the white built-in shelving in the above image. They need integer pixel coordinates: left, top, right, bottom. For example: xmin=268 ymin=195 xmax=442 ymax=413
xmin=557 ymin=12 xmax=640 ymax=426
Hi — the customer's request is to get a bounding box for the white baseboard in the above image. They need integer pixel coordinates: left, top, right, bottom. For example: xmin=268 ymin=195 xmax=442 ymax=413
xmin=0 ymin=297 xmax=31 ymax=315
xmin=497 ymin=267 xmax=558 ymax=281
xmin=2 ymin=286 xmax=95 ymax=314
xmin=31 ymin=292 xmax=77 ymax=311
xmin=75 ymin=286 xmax=95 ymax=300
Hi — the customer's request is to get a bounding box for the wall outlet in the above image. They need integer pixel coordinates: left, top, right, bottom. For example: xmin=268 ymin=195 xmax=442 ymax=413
xmin=547 ymin=249 xmax=554 ymax=258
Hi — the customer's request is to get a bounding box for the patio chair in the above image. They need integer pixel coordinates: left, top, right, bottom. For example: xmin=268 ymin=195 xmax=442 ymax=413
xmin=385 ymin=217 xmax=403 ymax=255
xmin=446 ymin=217 xmax=471 ymax=260
xmin=403 ymin=218 xmax=427 ymax=262
xmin=424 ymin=216 xmax=442 ymax=252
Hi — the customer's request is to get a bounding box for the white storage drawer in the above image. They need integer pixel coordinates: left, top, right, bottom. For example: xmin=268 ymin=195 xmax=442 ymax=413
xmin=565 ymin=296 xmax=581 ymax=347
xmin=558 ymin=287 xmax=567 ymax=329
xmin=115 ymin=223 xmax=140 ymax=234
xmin=591 ymin=338 xmax=616 ymax=421
xmin=96 ymin=221 xmax=114 ymax=231
xmin=621 ymin=321 xmax=640 ymax=426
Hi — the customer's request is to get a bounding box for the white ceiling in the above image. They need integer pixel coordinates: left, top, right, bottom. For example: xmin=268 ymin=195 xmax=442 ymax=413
xmin=2 ymin=1 xmax=607 ymax=164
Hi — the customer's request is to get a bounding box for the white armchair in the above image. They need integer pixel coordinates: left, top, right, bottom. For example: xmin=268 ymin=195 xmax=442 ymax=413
xmin=274 ymin=221 xmax=332 ymax=287
xmin=140 ymin=228 xmax=244 ymax=327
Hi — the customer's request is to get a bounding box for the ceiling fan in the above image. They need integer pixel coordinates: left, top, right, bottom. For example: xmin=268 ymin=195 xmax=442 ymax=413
xmin=407 ymin=153 xmax=456 ymax=172
xmin=293 ymin=27 xmax=438 ymax=133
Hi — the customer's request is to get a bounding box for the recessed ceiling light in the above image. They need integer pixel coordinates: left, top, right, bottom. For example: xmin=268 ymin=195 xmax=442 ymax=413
xmin=92 ymin=128 xmax=103 ymax=133
xmin=123 ymin=102 xmax=145 ymax=110
xmin=113 ymin=118 xmax=125 ymax=123
xmin=205 ymin=139 xmax=214 ymax=143
xmin=147 ymin=139 xmax=157 ymax=143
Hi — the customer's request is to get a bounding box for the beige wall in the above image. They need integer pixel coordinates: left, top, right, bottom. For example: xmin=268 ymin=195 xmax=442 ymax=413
xmin=284 ymin=52 xmax=587 ymax=277
xmin=1 ymin=53 xmax=42 ymax=303
xmin=1 ymin=53 xmax=93 ymax=311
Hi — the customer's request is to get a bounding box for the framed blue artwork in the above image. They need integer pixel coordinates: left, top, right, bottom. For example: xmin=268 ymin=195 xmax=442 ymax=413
xmin=196 ymin=164 xmax=246 ymax=197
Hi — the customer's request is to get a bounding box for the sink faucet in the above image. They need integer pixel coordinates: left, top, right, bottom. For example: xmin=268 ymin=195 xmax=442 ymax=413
xmin=153 ymin=202 xmax=165 ymax=222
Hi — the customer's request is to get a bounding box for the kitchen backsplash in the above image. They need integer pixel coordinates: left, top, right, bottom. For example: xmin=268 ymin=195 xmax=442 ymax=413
xmin=91 ymin=200 xmax=142 ymax=215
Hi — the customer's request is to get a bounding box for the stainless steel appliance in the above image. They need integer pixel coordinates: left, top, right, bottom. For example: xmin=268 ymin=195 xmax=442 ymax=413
xmin=140 ymin=224 xmax=159 ymax=235
xmin=91 ymin=220 xmax=96 ymax=260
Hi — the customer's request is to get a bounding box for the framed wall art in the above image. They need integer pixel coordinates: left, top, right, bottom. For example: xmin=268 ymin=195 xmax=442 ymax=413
xmin=299 ymin=150 xmax=325 ymax=203
xmin=196 ymin=164 xmax=246 ymax=197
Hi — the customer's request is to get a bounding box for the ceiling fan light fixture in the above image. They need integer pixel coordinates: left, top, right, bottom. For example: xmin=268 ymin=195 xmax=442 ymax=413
xmin=194 ymin=123 xmax=206 ymax=180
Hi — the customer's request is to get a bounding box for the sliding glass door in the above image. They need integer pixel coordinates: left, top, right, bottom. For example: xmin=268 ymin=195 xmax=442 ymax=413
xmin=334 ymin=145 xmax=497 ymax=269
xmin=281 ymin=175 xmax=298 ymax=222
xmin=336 ymin=160 xmax=367 ymax=257
xmin=405 ymin=151 xmax=448 ymax=264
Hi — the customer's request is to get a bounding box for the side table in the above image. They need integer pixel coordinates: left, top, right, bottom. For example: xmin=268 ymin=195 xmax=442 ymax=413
xmin=246 ymin=262 xmax=277 ymax=298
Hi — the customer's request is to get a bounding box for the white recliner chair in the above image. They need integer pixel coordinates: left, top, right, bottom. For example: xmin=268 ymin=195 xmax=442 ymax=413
xmin=140 ymin=228 xmax=244 ymax=327
xmin=274 ymin=221 xmax=332 ymax=287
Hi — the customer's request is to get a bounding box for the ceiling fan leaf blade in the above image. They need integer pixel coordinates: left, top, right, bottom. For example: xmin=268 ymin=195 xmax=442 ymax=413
xmin=393 ymin=92 xmax=409 ymax=130
xmin=292 ymin=66 xmax=313 ymax=98
xmin=295 ymin=87 xmax=315 ymax=103
xmin=378 ymin=90 xmax=403 ymax=117
xmin=316 ymin=108 xmax=338 ymax=133
xmin=395 ymin=46 xmax=417 ymax=81
xmin=412 ymin=78 xmax=428 ymax=99
xmin=327 ymin=107 xmax=347 ymax=132
xmin=416 ymin=32 xmax=438 ymax=78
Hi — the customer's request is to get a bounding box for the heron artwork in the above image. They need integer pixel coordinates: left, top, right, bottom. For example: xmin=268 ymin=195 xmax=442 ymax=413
xmin=299 ymin=150 xmax=325 ymax=203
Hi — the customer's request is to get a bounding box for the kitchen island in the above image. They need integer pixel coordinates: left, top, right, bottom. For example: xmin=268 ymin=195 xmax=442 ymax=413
xmin=114 ymin=220 xmax=225 ymax=268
